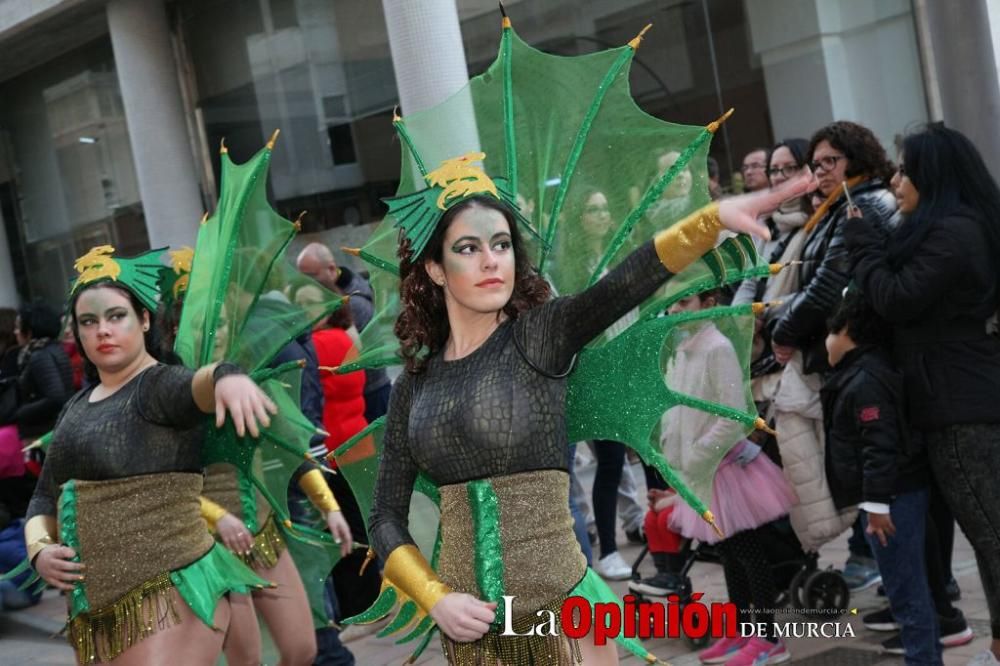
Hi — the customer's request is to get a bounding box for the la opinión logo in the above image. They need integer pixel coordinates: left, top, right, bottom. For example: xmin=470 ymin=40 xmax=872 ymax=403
xmin=500 ymin=593 xmax=737 ymax=644
xmin=498 ymin=594 xmax=856 ymax=644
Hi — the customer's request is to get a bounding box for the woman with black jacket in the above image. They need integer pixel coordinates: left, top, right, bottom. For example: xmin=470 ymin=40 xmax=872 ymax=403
xmin=11 ymin=302 xmax=73 ymax=440
xmin=772 ymin=121 xmax=897 ymax=372
xmin=844 ymin=124 xmax=1000 ymax=666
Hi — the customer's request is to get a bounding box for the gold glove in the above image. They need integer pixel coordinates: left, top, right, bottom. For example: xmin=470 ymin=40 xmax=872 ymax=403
xmin=653 ymin=202 xmax=723 ymax=274
xmin=298 ymin=468 xmax=341 ymax=514
xmin=199 ymin=496 xmax=228 ymax=531
xmin=24 ymin=515 xmax=57 ymax=563
xmin=383 ymin=544 xmax=453 ymax=614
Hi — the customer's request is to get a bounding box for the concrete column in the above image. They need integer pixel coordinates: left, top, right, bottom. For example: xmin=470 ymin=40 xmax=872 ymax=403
xmin=382 ymin=0 xmax=479 ymax=169
xmin=922 ymin=0 xmax=1000 ymax=177
xmin=746 ymin=0 xmax=928 ymax=152
xmin=107 ymin=0 xmax=202 ymax=249
xmin=382 ymin=0 xmax=469 ymax=115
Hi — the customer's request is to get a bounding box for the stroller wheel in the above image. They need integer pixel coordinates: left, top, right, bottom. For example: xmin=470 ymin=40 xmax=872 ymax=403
xmin=803 ymin=569 xmax=849 ymax=615
xmin=788 ymin=567 xmax=811 ymax=610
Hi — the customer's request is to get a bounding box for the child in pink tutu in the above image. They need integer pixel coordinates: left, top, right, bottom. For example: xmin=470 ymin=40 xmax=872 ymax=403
xmin=660 ymin=290 xmax=797 ymax=665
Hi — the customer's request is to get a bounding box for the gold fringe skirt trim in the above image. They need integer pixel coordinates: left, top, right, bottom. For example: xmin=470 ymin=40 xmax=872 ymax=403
xmin=68 ymin=572 xmax=180 ymax=665
xmin=441 ymin=596 xmax=582 ymax=665
xmin=237 ymin=513 xmax=286 ymax=570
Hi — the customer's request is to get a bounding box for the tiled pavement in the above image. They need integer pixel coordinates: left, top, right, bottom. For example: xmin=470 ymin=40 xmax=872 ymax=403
xmin=2 ymin=461 xmax=994 ymax=665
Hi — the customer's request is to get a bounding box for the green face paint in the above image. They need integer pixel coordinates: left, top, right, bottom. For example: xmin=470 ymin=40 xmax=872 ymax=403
xmin=74 ymin=286 xmax=146 ymax=369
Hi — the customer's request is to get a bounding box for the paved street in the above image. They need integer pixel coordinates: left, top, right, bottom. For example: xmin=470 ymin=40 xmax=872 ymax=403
xmin=1 ymin=460 xmax=993 ymax=665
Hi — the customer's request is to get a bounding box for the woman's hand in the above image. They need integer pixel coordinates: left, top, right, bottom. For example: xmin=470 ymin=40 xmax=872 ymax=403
xmin=34 ymin=545 xmax=85 ymax=591
xmin=429 ymin=593 xmax=497 ymax=642
xmin=866 ymin=512 xmax=896 ymax=547
xmin=719 ymin=171 xmax=818 ymax=239
xmin=216 ymin=513 xmax=255 ymax=555
xmin=772 ymin=343 xmax=796 ymax=366
xmin=215 ymin=375 xmax=278 ymax=438
xmin=325 ymin=510 xmax=353 ymax=557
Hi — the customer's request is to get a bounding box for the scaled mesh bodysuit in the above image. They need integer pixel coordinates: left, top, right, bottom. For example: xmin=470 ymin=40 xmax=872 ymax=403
xmin=25 ymin=363 xmax=265 ymax=665
xmin=27 ymin=364 xmax=205 ymax=517
xmin=370 ymin=241 xmax=671 ymax=555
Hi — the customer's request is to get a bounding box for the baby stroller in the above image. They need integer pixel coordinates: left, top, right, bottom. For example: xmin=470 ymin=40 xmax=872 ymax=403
xmin=628 ymin=516 xmax=849 ymax=650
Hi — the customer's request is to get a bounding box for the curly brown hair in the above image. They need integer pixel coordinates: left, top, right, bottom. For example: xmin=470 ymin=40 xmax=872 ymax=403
xmin=809 ymin=121 xmax=895 ymax=183
xmin=395 ymin=196 xmax=551 ymax=374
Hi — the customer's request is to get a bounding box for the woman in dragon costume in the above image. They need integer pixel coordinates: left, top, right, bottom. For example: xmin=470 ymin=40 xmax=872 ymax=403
xmin=324 ymin=9 xmax=815 ymax=665
xmin=21 ymin=246 xmax=275 ymax=665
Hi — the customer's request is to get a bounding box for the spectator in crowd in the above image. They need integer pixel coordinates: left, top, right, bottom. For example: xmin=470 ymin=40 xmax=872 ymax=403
xmin=11 ymin=302 xmax=73 ymax=440
xmin=707 ymin=155 xmax=722 ymax=200
xmin=822 ymin=289 xmax=941 ymax=664
xmin=844 ymin=124 xmax=1000 ymax=666
xmin=664 ymin=290 xmax=797 ymax=665
xmin=740 ymin=148 xmax=770 ymax=192
xmin=297 ymin=243 xmax=392 ymax=422
xmin=768 ymin=122 xmax=896 ymax=580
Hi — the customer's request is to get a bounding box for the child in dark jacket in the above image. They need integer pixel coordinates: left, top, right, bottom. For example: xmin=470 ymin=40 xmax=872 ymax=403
xmin=822 ymin=289 xmax=940 ymax=665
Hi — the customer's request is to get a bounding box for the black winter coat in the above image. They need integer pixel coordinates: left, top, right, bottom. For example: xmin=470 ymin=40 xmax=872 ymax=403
xmin=821 ymin=346 xmax=927 ymax=509
xmin=772 ymin=180 xmax=896 ymax=373
xmin=15 ymin=341 xmax=73 ymax=439
xmin=845 ymin=207 xmax=1000 ymax=431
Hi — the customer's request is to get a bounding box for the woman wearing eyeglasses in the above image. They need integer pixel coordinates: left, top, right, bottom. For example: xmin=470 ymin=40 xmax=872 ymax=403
xmin=765 ymin=121 xmax=896 ymax=558
xmin=732 ymin=138 xmax=813 ymax=312
xmin=770 ymin=121 xmax=896 ymax=374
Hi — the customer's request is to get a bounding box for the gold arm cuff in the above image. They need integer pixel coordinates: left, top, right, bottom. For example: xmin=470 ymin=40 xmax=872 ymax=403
xmin=192 ymin=362 xmax=220 ymax=413
xmin=200 ymin=496 xmax=228 ymax=531
xmin=298 ymin=468 xmax=341 ymax=514
xmin=653 ymin=202 xmax=723 ymax=274
xmin=25 ymin=515 xmax=58 ymax=563
xmin=383 ymin=544 xmax=453 ymax=614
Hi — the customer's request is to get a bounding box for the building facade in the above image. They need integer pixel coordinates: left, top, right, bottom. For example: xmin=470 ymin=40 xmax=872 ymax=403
xmin=0 ymin=0 xmax=997 ymax=308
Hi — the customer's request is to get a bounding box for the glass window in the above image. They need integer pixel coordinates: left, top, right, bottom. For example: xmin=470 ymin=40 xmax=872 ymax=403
xmin=0 ymin=38 xmax=146 ymax=305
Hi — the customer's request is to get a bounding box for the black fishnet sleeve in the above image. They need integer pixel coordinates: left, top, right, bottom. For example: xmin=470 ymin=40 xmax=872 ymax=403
xmin=368 ymin=373 xmax=419 ymax=558
xmin=518 ymin=241 xmax=671 ymax=374
xmin=136 ymin=364 xmax=205 ymax=428
xmin=25 ymin=396 xmax=80 ymax=521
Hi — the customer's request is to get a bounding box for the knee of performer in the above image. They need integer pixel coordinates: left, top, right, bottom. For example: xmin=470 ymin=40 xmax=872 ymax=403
xmin=281 ymin=636 xmax=318 ymax=666
xmin=225 ymin=643 xmax=263 ymax=666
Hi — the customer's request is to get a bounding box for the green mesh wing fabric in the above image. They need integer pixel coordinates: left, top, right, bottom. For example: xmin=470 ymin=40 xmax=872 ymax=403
xmin=333 ymin=14 xmax=770 ymax=659
xmin=332 ymin=418 xmax=443 ymax=644
xmin=568 ymin=304 xmax=759 ymax=516
xmin=173 ymin=141 xmax=343 ymax=373
xmin=173 ymin=138 xmax=347 ymax=628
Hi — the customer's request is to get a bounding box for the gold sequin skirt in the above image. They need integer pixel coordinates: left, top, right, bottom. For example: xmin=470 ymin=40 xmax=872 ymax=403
xmin=437 ymin=469 xmax=587 ymax=665
xmin=60 ymin=473 xmax=215 ymax=663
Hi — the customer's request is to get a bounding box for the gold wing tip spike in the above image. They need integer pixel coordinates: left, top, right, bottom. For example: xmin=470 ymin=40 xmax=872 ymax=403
xmin=392 ymin=105 xmax=402 ymax=123
xmin=297 ymin=358 xmax=307 ymax=368
xmin=706 ymin=108 xmax=735 ymax=134
xmin=283 ymin=519 xmax=293 ymax=528
xmin=754 ymin=416 xmax=778 ymax=437
xmin=316 ymin=427 xmax=331 ymax=437
xmin=628 ymin=23 xmax=653 ymax=49
xmin=293 ymin=210 xmax=307 ymax=231
xmin=219 ymin=137 xmax=227 ymax=154
xmin=266 ymin=128 xmax=281 ymax=150
xmin=751 ymin=300 xmax=783 ymax=315
xmin=200 ymin=212 xmax=210 ymax=225
xmin=703 ymin=510 xmax=725 ymax=540
xmin=341 ymin=246 xmax=361 ymax=257
xmin=359 ymin=548 xmax=377 ymax=577
xmin=768 ymin=262 xmax=784 ymax=275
